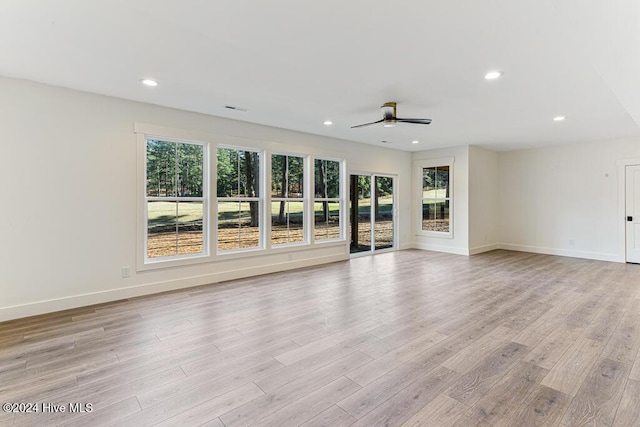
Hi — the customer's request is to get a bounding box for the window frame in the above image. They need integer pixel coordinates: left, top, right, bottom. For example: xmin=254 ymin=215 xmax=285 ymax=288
xmin=269 ymin=152 xmax=309 ymax=248
xmin=216 ymin=144 xmax=265 ymax=255
xmin=313 ymin=157 xmax=345 ymax=243
xmin=415 ymin=157 xmax=454 ymax=239
xmin=135 ymin=122 xmax=348 ymax=271
xmin=139 ymin=133 xmax=211 ymax=269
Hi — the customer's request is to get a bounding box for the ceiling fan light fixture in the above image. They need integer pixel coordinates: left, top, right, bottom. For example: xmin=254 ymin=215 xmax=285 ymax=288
xmin=351 ymin=102 xmax=431 ymax=129
xmin=484 ymin=70 xmax=503 ymax=80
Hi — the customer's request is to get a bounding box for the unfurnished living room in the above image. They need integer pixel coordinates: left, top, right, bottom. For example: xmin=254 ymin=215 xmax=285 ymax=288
xmin=2 ymin=1 xmax=640 ymax=426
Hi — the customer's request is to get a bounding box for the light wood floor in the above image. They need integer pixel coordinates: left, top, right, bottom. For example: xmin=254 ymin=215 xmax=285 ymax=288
xmin=2 ymin=249 xmax=640 ymax=426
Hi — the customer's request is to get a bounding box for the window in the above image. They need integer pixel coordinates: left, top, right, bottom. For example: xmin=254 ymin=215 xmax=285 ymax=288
xmin=216 ymin=147 xmax=262 ymax=252
xmin=314 ymin=159 xmax=342 ymax=241
xmin=138 ymin=123 xmax=347 ymax=269
xmin=145 ymin=138 xmax=206 ymax=259
xmin=418 ymin=158 xmax=452 ymax=236
xmin=271 ymin=154 xmax=305 ymax=246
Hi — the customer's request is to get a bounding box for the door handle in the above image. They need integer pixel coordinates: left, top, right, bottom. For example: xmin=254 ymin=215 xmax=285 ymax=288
xmin=628 ymin=216 xmax=633 ymax=222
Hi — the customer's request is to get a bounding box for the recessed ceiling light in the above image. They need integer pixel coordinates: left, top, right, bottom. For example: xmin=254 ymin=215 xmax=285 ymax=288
xmin=412 ymin=140 xmax=419 ymax=144
xmin=484 ymin=71 xmax=503 ymax=80
xmin=323 ymin=120 xmax=333 ymax=126
xmin=141 ymin=79 xmax=158 ymax=87
xmin=553 ymin=116 xmax=566 ymax=121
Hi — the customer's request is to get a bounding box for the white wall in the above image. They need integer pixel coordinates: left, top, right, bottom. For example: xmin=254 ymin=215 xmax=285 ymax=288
xmin=469 ymin=146 xmax=499 ymax=253
xmin=412 ymin=146 xmax=469 ymax=254
xmin=0 ymin=76 xmax=412 ymax=321
xmin=498 ymin=137 xmax=640 ymax=262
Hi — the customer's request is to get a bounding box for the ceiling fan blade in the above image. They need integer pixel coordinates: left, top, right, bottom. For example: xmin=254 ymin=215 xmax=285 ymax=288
xmin=351 ymin=119 xmax=385 ymax=129
xmin=395 ymin=118 xmax=432 ymax=125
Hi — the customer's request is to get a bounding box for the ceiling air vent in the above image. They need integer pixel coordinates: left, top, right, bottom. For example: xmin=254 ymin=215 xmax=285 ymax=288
xmin=224 ymin=105 xmax=248 ymax=112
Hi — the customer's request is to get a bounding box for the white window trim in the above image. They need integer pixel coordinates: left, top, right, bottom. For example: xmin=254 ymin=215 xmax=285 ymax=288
xmin=415 ymin=157 xmax=454 ymax=239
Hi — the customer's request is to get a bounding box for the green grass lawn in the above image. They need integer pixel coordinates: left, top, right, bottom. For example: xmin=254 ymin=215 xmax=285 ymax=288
xmin=148 ymin=196 xmax=395 ymax=224
xmin=422 ymin=189 xmax=447 ymax=198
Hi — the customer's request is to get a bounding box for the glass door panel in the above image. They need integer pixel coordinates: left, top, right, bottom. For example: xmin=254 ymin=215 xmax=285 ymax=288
xmin=350 ymin=175 xmax=371 ymax=253
xmin=350 ymin=174 xmax=395 ymax=254
xmin=374 ymin=176 xmax=394 ymax=250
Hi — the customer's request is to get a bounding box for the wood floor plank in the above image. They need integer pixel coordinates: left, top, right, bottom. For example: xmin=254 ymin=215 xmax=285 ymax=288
xmin=524 ymin=324 xmax=584 ymax=370
xmin=219 ymin=351 xmax=372 ymax=427
xmin=117 ymin=380 xmax=263 ymax=427
xmin=601 ymin=298 xmax=640 ymax=365
xmin=346 ymin=333 xmax=451 ymax=387
xmin=561 ymin=357 xmax=630 ymax=426
xmin=57 ymin=396 xmax=141 ymax=427
xmin=400 ymin=393 xmax=469 ymax=427
xmin=349 ymin=366 xmax=459 ymax=427
xmin=300 ymin=405 xmax=356 ymax=427
xmin=512 ymin=293 xmax=585 ymax=347
xmin=358 ymin=326 xmax=447 ymax=359
xmin=137 ymin=358 xmax=282 ymax=409
xmin=255 ymin=332 xmax=378 ymax=393
xmin=540 ymin=336 xmax=604 ymax=396
xmin=506 ymin=384 xmax=572 ymax=425
xmin=630 ymin=354 xmax=640 ymax=381
xmin=444 ymin=341 xmax=528 ymax=406
xmin=274 ymin=320 xmax=380 ymax=366
xmin=338 ymin=345 xmax=453 ymax=419
xmin=197 ymin=419 xmax=225 ymax=427
xmin=442 ymin=325 xmax=516 ymax=373
xmin=11 ymin=366 xmax=187 ymax=427
xmin=584 ymin=294 xmax=629 ymax=342
xmin=153 ymin=382 xmax=265 ymax=427
xmin=2 ymin=250 xmax=640 ymax=426
xmin=613 ymin=378 xmax=640 ymax=427
xmin=259 ymin=376 xmax=360 ymax=427
xmin=456 ymin=361 xmax=547 ymax=426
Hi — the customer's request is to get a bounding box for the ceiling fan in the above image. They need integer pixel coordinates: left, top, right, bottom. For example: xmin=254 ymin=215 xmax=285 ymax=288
xmin=351 ymin=102 xmax=432 ymax=128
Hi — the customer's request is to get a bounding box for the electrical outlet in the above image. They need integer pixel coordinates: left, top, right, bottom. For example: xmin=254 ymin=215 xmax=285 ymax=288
xmin=569 ymin=239 xmax=575 ymax=246
xmin=121 ymin=267 xmax=130 ymax=278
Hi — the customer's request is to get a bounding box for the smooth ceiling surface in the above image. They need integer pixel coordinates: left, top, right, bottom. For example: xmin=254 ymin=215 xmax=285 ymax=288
xmin=1 ymin=0 xmax=639 ymax=151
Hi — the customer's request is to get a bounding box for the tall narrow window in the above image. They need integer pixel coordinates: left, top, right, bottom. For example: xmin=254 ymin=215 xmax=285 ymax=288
xmin=271 ymin=154 xmax=305 ymax=246
xmin=314 ymin=159 xmax=342 ymax=241
xmin=421 ymin=163 xmax=451 ymax=234
xmin=216 ymin=147 xmax=262 ymax=252
xmin=145 ymin=139 xmax=206 ymax=259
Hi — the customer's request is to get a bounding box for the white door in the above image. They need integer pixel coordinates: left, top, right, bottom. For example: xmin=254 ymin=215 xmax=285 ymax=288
xmin=626 ymin=165 xmax=640 ymax=263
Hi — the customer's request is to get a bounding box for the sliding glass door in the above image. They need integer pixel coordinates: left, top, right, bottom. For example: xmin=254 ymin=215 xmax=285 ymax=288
xmin=349 ymin=174 xmax=395 ymax=254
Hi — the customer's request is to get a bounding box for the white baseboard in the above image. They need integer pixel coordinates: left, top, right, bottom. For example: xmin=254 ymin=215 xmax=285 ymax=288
xmin=469 ymin=243 xmax=500 ymax=255
xmin=0 ymin=253 xmax=348 ymax=322
xmin=497 ymin=243 xmax=623 ymax=263
xmin=411 ymin=242 xmax=469 ymax=256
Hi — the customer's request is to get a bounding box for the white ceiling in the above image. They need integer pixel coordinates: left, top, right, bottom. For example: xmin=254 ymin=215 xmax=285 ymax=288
xmin=1 ymin=0 xmax=640 ymax=152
